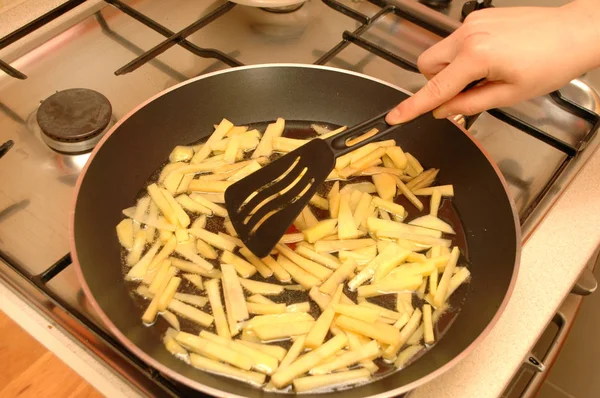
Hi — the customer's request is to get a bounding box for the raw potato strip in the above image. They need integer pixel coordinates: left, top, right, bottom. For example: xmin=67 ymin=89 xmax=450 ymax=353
xmin=244 ymin=313 xmax=314 ymax=331
xmin=394 ymin=175 xmax=424 ymax=211
xmin=371 ymin=196 xmax=406 ymax=218
xmin=157 ymin=276 xmax=181 ymax=311
xmin=277 ymin=255 xmax=320 ymax=288
xmin=144 ymin=236 xmax=177 ymax=284
xmin=333 ymin=303 xmax=380 ymax=323
xmin=279 ymin=233 xmax=304 ymax=244
xmin=301 ymin=206 xmax=319 ymax=228
xmin=413 ymin=185 xmax=454 ymax=197
xmin=223 ymin=134 xmax=240 ymax=163
xmin=395 ymin=345 xmax=423 ymax=369
xmin=170 ymin=258 xmax=221 ymax=278
xmin=433 ymin=246 xmax=460 ymax=307
xmin=353 ymin=192 xmax=372 ymax=227
xmin=253 ymin=321 xmax=315 ymax=341
xmin=239 ymin=278 xmax=284 ymax=295
xmin=199 ymin=331 xmax=279 ymax=375
xmin=383 ymin=308 xmax=422 ymax=360
xmin=174 ymin=292 xmax=208 ymax=308
xmin=253 ymin=118 xmax=285 ymax=159
xmin=175 ymin=195 xmax=212 ymax=215
xmin=238 ymin=247 xmax=273 ymax=279
xmin=367 ymin=217 xmax=442 ymax=238
xmin=221 ymin=250 xmax=257 ymax=278
xmin=295 ymin=245 xmax=339 ymax=270
xmin=177 ymin=332 xmax=252 ymax=370
xmin=397 ymin=292 xmax=415 ymax=315
xmin=328 ymin=181 xmax=341 ymax=218
xmin=303 ymin=219 xmax=338 ymax=243
xmin=409 ymin=214 xmax=455 ymax=234
xmin=126 ymin=240 xmax=162 ymax=280
xmin=446 ymin=267 xmax=471 ymax=300
xmin=189 ymin=354 xmax=266 ymax=386
xmin=372 ymin=173 xmax=396 ymax=200
xmin=335 ymin=315 xmax=400 ymax=345
xmin=430 ymin=190 xmax=442 ymax=218
xmin=248 ymin=294 xmax=275 ymax=305
xmin=163 ymin=329 xmax=187 ymax=357
xmin=309 ymin=194 xmax=329 ymax=210
xmin=319 ymin=259 xmax=356 ymax=295
xmin=319 ymin=125 xmax=347 ymax=139
xmin=287 ymin=302 xmax=310 ymax=313
xmin=276 ymin=244 xmax=332 ymax=280
xmin=238 ymin=341 xmax=287 ymax=362
xmin=229 ymin=160 xmax=262 ymax=182
xmin=148 ymin=183 xmax=178 ymax=225
xmin=218 ymin=232 xmax=244 ymax=248
xmin=272 ymin=136 xmax=308 ymax=152
xmin=196 ymin=238 xmax=217 ymax=259
xmin=337 ymin=192 xmax=360 ymax=239
xmin=315 ymin=238 xmax=376 ymax=255
xmin=188 ymin=180 xmax=232 ymax=193
xmin=127 ymin=231 xmax=147 ymax=266
xmin=132 ymin=196 xmax=151 ymax=235
xmin=423 ymin=304 xmax=435 ymax=344
xmin=293 ymin=368 xmax=371 ymax=393
xmin=346 ymin=331 xmax=378 ymax=373
xmin=270 ymin=334 xmax=348 ymax=388
xmin=116 ymin=219 xmax=134 ymax=249
xmin=149 ymin=260 xmax=174 ymax=294
xmin=348 ymin=243 xmax=410 ymax=290
xmin=168 ymin=299 xmax=214 ymax=327
xmin=406 ymin=168 xmax=439 ymax=191
xmin=279 ymin=335 xmax=305 ymax=371
xmin=191 ymin=119 xmax=233 ymax=164
xmin=357 ymin=275 xmax=422 ymax=297
xmin=311 ymin=340 xmax=380 ymax=375
xmin=221 ymin=263 xmax=250 ymax=322
xmin=247 ymin=302 xmax=286 ymax=315
xmin=262 ymin=255 xmax=292 ymax=282
xmin=188 ymin=193 xmax=228 ymax=217
xmin=305 ymin=285 xmax=343 ymax=349
xmin=189 ymin=228 xmax=236 ymax=252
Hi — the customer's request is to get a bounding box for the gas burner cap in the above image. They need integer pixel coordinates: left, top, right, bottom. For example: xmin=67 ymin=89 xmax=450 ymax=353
xmin=37 ymin=88 xmax=113 ymax=154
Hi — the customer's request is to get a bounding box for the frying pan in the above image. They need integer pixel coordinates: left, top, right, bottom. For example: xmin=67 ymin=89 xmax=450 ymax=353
xmin=71 ymin=64 xmax=520 ymax=397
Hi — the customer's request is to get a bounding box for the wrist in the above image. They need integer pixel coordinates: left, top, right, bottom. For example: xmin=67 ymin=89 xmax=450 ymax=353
xmin=561 ymin=0 xmax=600 ymax=70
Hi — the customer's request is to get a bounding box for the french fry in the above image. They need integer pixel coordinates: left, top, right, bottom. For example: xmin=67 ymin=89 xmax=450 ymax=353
xmin=406 ymin=168 xmax=439 ymax=191
xmin=168 ymin=299 xmax=214 ymax=327
xmin=277 ymin=255 xmax=320 ymax=288
xmin=188 ymin=179 xmax=232 ymax=193
xmin=335 ymin=315 xmax=400 ymax=345
xmin=305 ymin=285 xmax=343 ymax=349
xmin=272 ymin=136 xmax=308 ymax=152
xmin=309 ymin=194 xmax=329 ymax=210
xmin=189 ymin=228 xmax=236 ymax=252
xmin=333 ymin=303 xmax=380 ymax=323
xmin=433 ymin=247 xmax=460 ymax=307
xmin=386 ymin=146 xmax=407 ymax=170
xmin=287 ymin=302 xmax=311 ymax=313
xmin=383 ymin=308 xmax=422 ymax=360
xmin=338 ymin=246 xmax=377 ymax=267
xmin=406 ymin=324 xmax=424 ymax=345
xmin=116 ymin=219 xmax=134 ymax=249
xmin=367 ymin=217 xmax=442 ymax=238
xmin=223 ymin=134 xmax=240 ymax=163
xmin=348 ymin=190 xmax=362 ymax=213
xmin=337 ymin=193 xmax=360 ymax=239
xmin=430 ymin=189 xmax=442 ymax=218
xmin=413 ymin=185 xmax=454 ymax=197
xmin=405 ymin=152 xmax=424 ymax=175
xmin=169 ymin=145 xmax=194 ymax=163
xmin=248 ymin=294 xmax=275 ymax=305
xmin=253 ymin=321 xmax=315 ymax=341
xmin=222 ymin=250 xmax=257 ymax=278
xmin=311 ymin=340 xmax=380 ymax=375
xmin=357 ymin=275 xmax=422 ymax=297
xmin=270 ymin=334 xmax=348 ymax=388
xmin=174 ymin=246 xmax=214 ymax=272
xmin=320 ymin=259 xmax=356 ymax=295
xmin=348 ymin=243 xmax=410 ymax=290
xmin=276 ymin=244 xmax=332 ymax=280
xmin=239 ymin=278 xmax=284 ymax=295
xmin=293 ymin=369 xmax=371 ymax=393
xmin=170 ymin=257 xmax=222 ymax=278
xmin=319 ymin=125 xmax=348 ymax=139
xmin=161 ymin=312 xmax=181 ymax=332
xmin=247 ymin=302 xmax=286 ymax=315
xmin=189 ymin=354 xmax=266 ymax=386
xmin=423 ymin=304 xmax=434 ymax=344
xmin=279 ymin=233 xmax=304 ymax=244
xmin=221 ymin=263 xmax=250 ymax=322
xmin=303 ymin=219 xmax=338 ymax=243
xmin=204 ymin=279 xmax=230 ymax=340
xmin=394 ymin=175 xmax=424 ymax=211
xmin=149 ymin=260 xmax=174 ymax=294
xmin=191 ymin=215 xmax=206 ymax=229
xmin=200 ymin=331 xmax=279 ymax=375
xmin=396 ymin=233 xmax=452 ymax=247
xmin=314 ymin=238 xmax=375 ymax=253
xmin=261 ymin=254 xmax=292 ymax=282
xmin=173 ymin=292 xmax=208 ymax=308
xmin=253 ymin=118 xmax=285 ymax=159
xmin=228 ymin=160 xmax=262 ymax=182
xmin=372 ymin=173 xmax=396 ymax=200
xmin=191 ymin=119 xmax=233 ymax=163
xmin=446 ymin=267 xmax=471 ymax=300
xmin=359 ymin=301 xmax=405 ymax=321
xmin=188 ymin=193 xmax=228 ymax=217
xmin=393 ymin=312 xmax=411 ymax=329
xmin=196 ymin=238 xmax=218 ymax=259
xmin=175 ymin=194 xmax=212 ymax=215
xmin=218 ymin=232 xmax=244 ymax=248
xmin=160 ymin=189 xmax=190 ymax=228
xmin=127 ymin=230 xmax=147 ymax=266
xmin=295 ymin=245 xmax=340 ymax=270
xmin=301 ymin=206 xmax=319 ymax=228
xmin=409 ymin=214 xmax=455 ymax=234
xmin=244 ymin=312 xmax=314 ymax=331
xmin=238 ymin=341 xmax=287 ymax=362
xmin=395 ymin=345 xmax=423 ymax=369
xmin=279 ymin=335 xmax=305 ymax=371
xmin=328 ymin=181 xmax=341 ymax=218
xmin=371 ymin=196 xmax=406 ymax=218
xmin=353 ymin=192 xmax=372 ymax=227
xmin=177 ymin=332 xmax=252 ymax=370
xmin=144 ymin=235 xmax=177 ymax=284
xmin=126 ymin=240 xmax=161 ymax=281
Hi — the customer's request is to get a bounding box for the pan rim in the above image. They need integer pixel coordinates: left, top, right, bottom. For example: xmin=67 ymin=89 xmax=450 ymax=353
xmin=70 ymin=63 xmax=521 ymax=397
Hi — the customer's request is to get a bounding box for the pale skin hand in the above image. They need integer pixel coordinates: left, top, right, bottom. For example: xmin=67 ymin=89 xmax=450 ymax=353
xmin=386 ymin=0 xmax=600 ymax=125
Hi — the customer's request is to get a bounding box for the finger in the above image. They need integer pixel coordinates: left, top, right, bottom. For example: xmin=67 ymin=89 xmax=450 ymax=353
xmin=386 ymin=53 xmax=488 ymax=124
xmin=432 ymin=82 xmax=516 ymax=117
xmin=417 ymin=34 xmax=460 ymax=77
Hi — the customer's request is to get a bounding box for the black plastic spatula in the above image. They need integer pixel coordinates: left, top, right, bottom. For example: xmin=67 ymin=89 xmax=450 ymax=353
xmin=225 ymin=109 xmax=408 ymax=257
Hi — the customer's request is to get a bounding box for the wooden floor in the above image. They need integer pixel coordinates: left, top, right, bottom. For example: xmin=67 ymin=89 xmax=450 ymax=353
xmin=0 ymin=310 xmax=103 ymax=397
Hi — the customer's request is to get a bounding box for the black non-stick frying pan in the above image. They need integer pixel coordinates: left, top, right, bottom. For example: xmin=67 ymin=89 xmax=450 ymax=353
xmin=71 ymin=64 xmax=520 ymax=397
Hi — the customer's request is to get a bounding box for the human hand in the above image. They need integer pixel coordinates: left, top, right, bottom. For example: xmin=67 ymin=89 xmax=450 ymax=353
xmin=386 ymin=0 xmax=600 ymax=124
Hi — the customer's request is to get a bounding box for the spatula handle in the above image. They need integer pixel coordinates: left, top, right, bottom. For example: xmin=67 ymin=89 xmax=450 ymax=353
xmin=323 ymin=109 xmax=405 ymax=158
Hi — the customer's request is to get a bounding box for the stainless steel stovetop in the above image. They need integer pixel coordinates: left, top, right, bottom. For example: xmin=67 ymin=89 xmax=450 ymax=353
xmin=0 ymin=0 xmax=599 ymax=396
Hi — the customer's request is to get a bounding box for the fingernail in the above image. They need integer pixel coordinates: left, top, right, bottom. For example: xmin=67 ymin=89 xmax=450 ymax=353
xmin=386 ymin=108 xmax=405 ymax=125
xmin=432 ymin=107 xmax=450 ymax=119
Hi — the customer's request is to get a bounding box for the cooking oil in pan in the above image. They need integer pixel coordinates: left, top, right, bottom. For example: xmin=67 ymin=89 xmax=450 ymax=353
xmin=120 ymin=120 xmax=471 ymax=393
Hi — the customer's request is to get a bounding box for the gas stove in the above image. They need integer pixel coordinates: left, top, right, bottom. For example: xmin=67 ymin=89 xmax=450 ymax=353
xmin=0 ymin=0 xmax=598 ymax=396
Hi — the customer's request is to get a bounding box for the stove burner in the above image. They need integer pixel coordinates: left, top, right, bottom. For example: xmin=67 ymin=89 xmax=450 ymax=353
xmin=461 ymin=0 xmax=493 ymax=20
xmin=261 ymin=2 xmax=304 ymax=13
xmin=36 ymin=88 xmax=113 ymax=154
